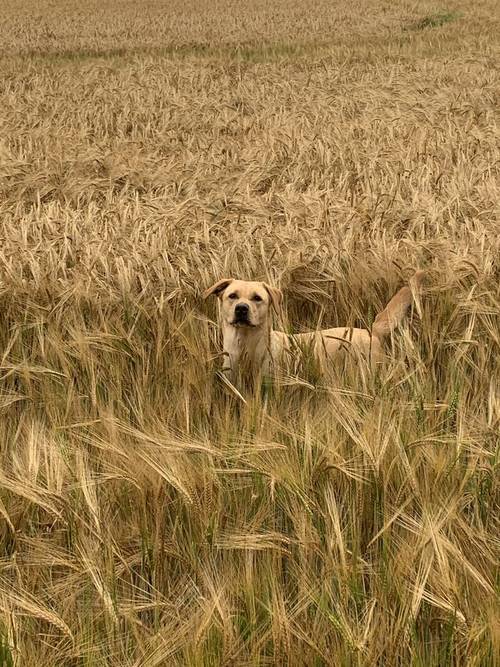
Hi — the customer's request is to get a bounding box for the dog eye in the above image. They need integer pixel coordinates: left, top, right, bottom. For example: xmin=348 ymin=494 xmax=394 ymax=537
xmin=228 ymin=293 xmax=238 ymax=299
xmin=252 ymin=294 xmax=263 ymax=302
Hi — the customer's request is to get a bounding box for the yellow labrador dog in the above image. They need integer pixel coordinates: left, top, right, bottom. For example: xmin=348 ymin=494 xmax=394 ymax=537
xmin=204 ymin=271 xmax=425 ymax=383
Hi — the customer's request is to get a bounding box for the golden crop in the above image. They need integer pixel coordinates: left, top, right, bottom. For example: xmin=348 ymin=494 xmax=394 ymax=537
xmin=0 ymin=1 xmax=498 ymax=664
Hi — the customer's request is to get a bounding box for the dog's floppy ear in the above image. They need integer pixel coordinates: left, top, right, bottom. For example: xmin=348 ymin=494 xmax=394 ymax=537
xmin=263 ymin=283 xmax=282 ymax=311
xmin=203 ymin=278 xmax=233 ymax=299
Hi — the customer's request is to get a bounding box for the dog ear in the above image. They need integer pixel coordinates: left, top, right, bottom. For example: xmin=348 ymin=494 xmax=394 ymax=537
xmin=263 ymin=283 xmax=282 ymax=311
xmin=203 ymin=278 xmax=233 ymax=299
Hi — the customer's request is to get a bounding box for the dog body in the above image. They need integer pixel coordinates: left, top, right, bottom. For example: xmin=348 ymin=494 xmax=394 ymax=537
xmin=204 ymin=273 xmax=424 ymax=382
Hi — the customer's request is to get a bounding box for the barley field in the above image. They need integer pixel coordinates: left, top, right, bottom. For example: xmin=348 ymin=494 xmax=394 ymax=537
xmin=0 ymin=0 xmax=499 ymax=665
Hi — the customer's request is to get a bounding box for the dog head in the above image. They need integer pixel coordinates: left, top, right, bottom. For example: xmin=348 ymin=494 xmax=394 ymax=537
xmin=203 ymin=279 xmax=282 ymax=329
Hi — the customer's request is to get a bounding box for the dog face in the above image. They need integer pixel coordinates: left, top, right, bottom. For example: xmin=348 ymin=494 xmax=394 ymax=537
xmin=204 ymin=279 xmax=282 ymax=329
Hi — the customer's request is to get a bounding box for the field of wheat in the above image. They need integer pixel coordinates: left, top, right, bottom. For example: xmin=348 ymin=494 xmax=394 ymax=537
xmin=0 ymin=0 xmax=499 ymax=665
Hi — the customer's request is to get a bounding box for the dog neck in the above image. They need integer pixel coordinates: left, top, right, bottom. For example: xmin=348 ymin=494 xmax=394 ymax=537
xmin=222 ymin=322 xmax=271 ymax=378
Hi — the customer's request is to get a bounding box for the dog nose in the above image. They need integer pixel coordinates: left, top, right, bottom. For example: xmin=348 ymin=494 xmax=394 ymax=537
xmin=235 ymin=303 xmax=249 ymax=316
